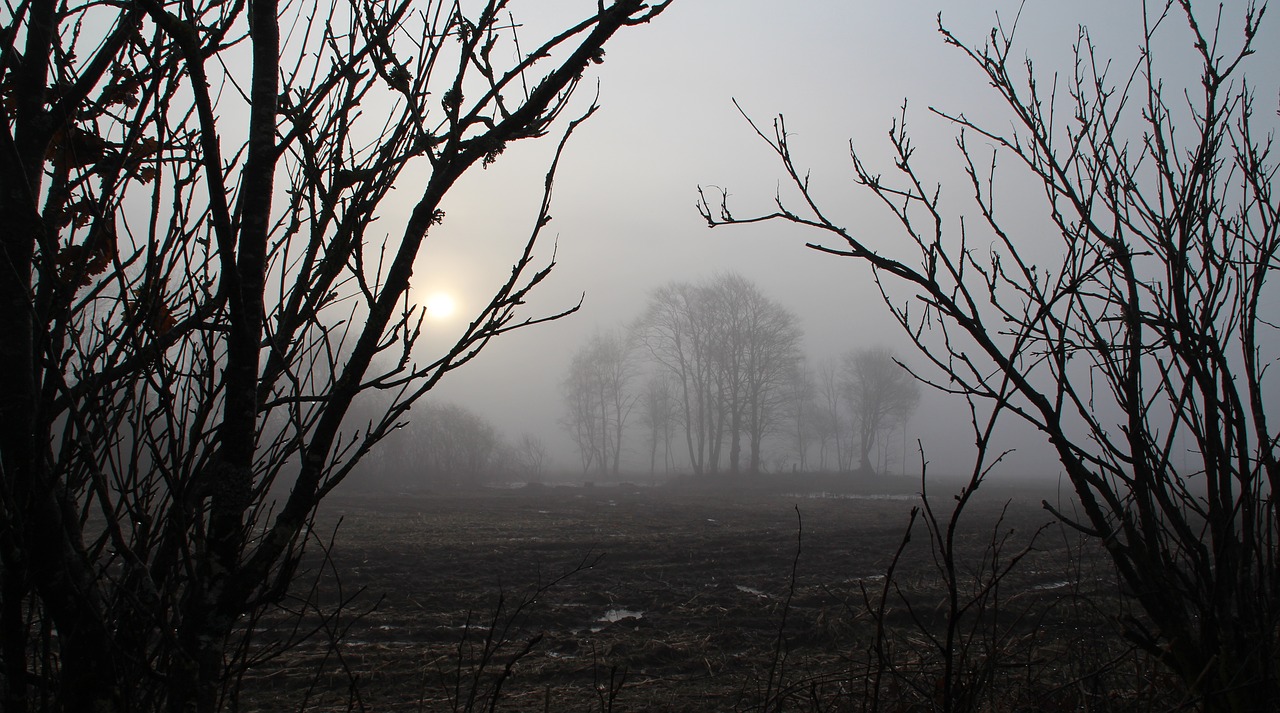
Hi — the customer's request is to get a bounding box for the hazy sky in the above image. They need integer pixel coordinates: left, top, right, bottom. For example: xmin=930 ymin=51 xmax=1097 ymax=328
xmin=404 ymin=0 xmax=1279 ymax=477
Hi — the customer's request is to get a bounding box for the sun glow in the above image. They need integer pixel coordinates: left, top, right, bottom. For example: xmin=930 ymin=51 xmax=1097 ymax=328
xmin=425 ymin=292 xmax=456 ymax=319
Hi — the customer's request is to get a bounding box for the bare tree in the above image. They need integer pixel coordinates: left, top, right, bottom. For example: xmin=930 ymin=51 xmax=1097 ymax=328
xmin=731 ymin=275 xmax=803 ymax=473
xmin=514 ymin=433 xmax=549 ymax=480
xmin=561 ymin=329 xmax=637 ymax=476
xmin=781 ymin=360 xmax=819 ymax=471
xmin=0 ymin=1 xmax=673 ymax=710
xmin=701 ymin=1 xmax=1278 ymax=707
xmin=636 ymin=281 xmax=720 ymax=473
xmin=636 ymin=273 xmax=801 ymax=474
xmin=637 ymin=372 xmax=679 ymax=477
xmin=841 ymin=347 xmax=920 ymax=475
xmin=815 ymin=357 xmax=849 ymax=471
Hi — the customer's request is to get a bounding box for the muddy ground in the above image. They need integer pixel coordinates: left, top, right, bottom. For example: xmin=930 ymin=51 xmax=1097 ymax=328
xmin=237 ymin=477 xmax=1142 ymax=711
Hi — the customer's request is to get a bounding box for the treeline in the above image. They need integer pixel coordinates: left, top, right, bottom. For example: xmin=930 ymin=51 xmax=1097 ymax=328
xmin=561 ymin=273 xmax=919 ymax=477
xmin=356 ymin=402 xmax=549 ymax=489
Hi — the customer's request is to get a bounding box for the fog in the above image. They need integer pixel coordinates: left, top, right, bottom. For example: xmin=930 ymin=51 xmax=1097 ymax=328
xmin=380 ymin=0 xmax=1280 ymax=483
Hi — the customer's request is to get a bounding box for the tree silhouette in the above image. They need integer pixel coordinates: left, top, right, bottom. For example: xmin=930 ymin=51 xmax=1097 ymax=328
xmin=636 ymin=274 xmax=801 ymax=475
xmin=701 ymin=2 xmax=1279 ymax=707
xmin=562 ymin=329 xmax=637 ymax=476
xmin=0 ymin=1 xmax=672 ymax=709
xmin=841 ymin=347 xmax=920 ymax=475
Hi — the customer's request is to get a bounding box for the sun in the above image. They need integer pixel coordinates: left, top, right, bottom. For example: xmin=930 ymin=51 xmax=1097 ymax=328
xmin=424 ymin=292 xmax=456 ymax=319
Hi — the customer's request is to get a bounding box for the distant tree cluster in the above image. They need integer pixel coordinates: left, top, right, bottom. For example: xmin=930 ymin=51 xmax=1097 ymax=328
xmin=360 ymin=401 xmax=549 ymax=489
xmin=799 ymin=348 xmax=921 ymax=474
xmin=560 ymin=273 xmax=919 ymax=476
xmin=561 ymin=330 xmax=637 ymax=475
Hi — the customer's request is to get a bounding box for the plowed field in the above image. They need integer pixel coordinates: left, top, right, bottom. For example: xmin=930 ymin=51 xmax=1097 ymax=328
xmin=238 ymin=478 xmax=1125 ymax=711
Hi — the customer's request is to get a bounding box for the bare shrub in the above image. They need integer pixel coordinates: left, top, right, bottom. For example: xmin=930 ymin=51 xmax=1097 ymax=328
xmin=0 ymin=1 xmax=673 ymax=709
xmin=701 ymin=2 xmax=1279 ymax=707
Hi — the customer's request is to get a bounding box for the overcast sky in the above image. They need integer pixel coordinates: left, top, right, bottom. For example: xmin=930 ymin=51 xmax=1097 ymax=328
xmin=403 ymin=0 xmax=1280 ymax=478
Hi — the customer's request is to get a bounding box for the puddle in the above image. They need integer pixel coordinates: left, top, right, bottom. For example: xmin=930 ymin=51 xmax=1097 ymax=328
xmin=590 ymin=608 xmax=644 ymax=632
xmin=599 ymin=608 xmax=644 ymax=623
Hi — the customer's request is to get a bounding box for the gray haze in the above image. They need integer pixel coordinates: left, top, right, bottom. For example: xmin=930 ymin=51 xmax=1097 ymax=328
xmin=393 ymin=0 xmax=1280 ymax=480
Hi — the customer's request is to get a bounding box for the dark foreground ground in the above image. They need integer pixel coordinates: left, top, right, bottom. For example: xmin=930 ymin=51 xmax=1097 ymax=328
xmin=237 ymin=477 xmax=1155 ymax=711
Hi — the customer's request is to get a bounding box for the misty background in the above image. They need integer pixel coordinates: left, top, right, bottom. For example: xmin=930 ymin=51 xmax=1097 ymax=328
xmin=362 ymin=0 xmax=1280 ymax=483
